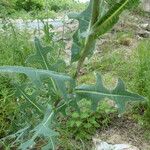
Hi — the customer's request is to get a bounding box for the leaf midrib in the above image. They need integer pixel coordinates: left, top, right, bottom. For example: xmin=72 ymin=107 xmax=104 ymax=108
xmin=36 ymin=41 xmax=49 ymax=70
xmin=76 ymin=89 xmax=139 ymax=99
xmin=93 ymin=0 xmax=129 ymax=29
xmin=19 ymin=88 xmax=43 ymax=113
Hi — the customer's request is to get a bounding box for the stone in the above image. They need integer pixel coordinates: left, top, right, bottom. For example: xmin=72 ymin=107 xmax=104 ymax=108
xmin=146 ymin=24 xmax=150 ymax=31
xmin=140 ymin=23 xmax=149 ymax=29
xmin=138 ymin=30 xmax=150 ymax=38
xmin=93 ymin=139 xmax=139 ymax=150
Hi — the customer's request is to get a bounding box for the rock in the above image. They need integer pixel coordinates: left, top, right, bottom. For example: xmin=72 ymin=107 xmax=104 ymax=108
xmin=140 ymin=23 xmax=149 ymax=29
xmin=146 ymin=24 xmax=150 ymax=31
xmin=138 ymin=30 xmax=150 ymax=38
xmin=140 ymin=23 xmax=150 ymax=31
xmin=93 ymin=139 xmax=139 ymax=150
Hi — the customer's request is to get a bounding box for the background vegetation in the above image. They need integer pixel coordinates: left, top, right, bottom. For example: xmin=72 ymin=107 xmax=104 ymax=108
xmin=0 ymin=0 xmax=85 ymax=19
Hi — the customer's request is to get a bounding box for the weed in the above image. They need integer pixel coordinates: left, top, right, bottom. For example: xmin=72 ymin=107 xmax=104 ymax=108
xmin=0 ymin=22 xmax=33 ymax=66
xmin=0 ymin=1 xmax=144 ymax=149
xmin=0 ymin=23 xmax=36 ymax=137
xmin=65 ymin=101 xmax=116 ymax=140
xmin=135 ymin=39 xmax=150 ymax=128
xmin=0 ymin=0 xmax=86 ymax=19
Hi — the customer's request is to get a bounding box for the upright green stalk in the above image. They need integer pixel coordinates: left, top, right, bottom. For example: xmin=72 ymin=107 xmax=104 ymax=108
xmin=74 ymin=0 xmax=100 ymax=79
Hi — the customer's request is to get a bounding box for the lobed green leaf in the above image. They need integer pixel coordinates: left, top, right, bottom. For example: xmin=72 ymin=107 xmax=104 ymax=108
xmin=92 ymin=0 xmax=140 ymax=38
xmin=69 ymin=0 xmax=93 ymax=62
xmin=0 ymin=66 xmax=74 ymax=100
xmin=75 ymin=73 xmax=144 ymax=112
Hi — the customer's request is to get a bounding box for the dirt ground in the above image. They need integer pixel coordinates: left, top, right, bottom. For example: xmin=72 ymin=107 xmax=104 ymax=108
xmin=94 ymin=116 xmax=150 ymax=150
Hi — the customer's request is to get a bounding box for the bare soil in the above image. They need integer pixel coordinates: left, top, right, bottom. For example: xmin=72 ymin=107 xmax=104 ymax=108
xmin=95 ymin=116 xmax=150 ymax=150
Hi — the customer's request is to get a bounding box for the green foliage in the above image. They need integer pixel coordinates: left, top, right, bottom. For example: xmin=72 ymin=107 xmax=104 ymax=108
xmin=0 ymin=24 xmax=35 ymax=138
xmin=0 ymin=25 xmax=33 ymax=66
xmin=0 ymin=0 xmax=144 ymax=149
xmin=0 ymin=76 xmax=20 ymax=138
xmin=69 ymin=1 xmax=94 ymax=62
xmin=76 ymin=73 xmax=144 ymax=112
xmin=0 ymin=0 xmax=16 ymax=16
xmin=105 ymin=0 xmax=119 ymax=7
xmin=41 ymin=0 xmax=85 ymax=13
xmin=48 ymin=0 xmax=73 ymax=12
xmin=70 ymin=0 xmax=140 ymax=63
xmin=26 ymin=37 xmax=52 ymax=70
xmin=66 ymin=101 xmax=116 ymax=140
xmin=15 ymin=0 xmax=43 ymax=12
xmin=136 ymin=40 xmax=150 ymax=96
xmin=26 ymin=37 xmax=66 ymax=72
xmin=135 ymin=39 xmax=150 ymax=128
xmin=19 ymin=106 xmax=58 ymax=150
xmin=0 ymin=0 xmax=85 ymax=19
xmin=91 ymin=0 xmax=140 ymax=38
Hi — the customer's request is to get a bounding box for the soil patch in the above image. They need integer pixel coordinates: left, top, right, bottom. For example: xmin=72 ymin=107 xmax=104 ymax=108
xmin=95 ymin=117 xmax=150 ymax=150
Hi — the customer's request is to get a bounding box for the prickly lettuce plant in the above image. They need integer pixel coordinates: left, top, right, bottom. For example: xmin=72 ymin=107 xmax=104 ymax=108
xmin=0 ymin=0 xmax=144 ymax=149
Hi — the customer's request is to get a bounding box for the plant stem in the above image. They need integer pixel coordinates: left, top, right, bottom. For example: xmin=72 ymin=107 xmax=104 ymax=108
xmin=90 ymin=0 xmax=101 ymax=26
xmin=73 ymin=35 xmax=95 ymax=78
xmin=74 ymin=0 xmax=100 ymax=79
